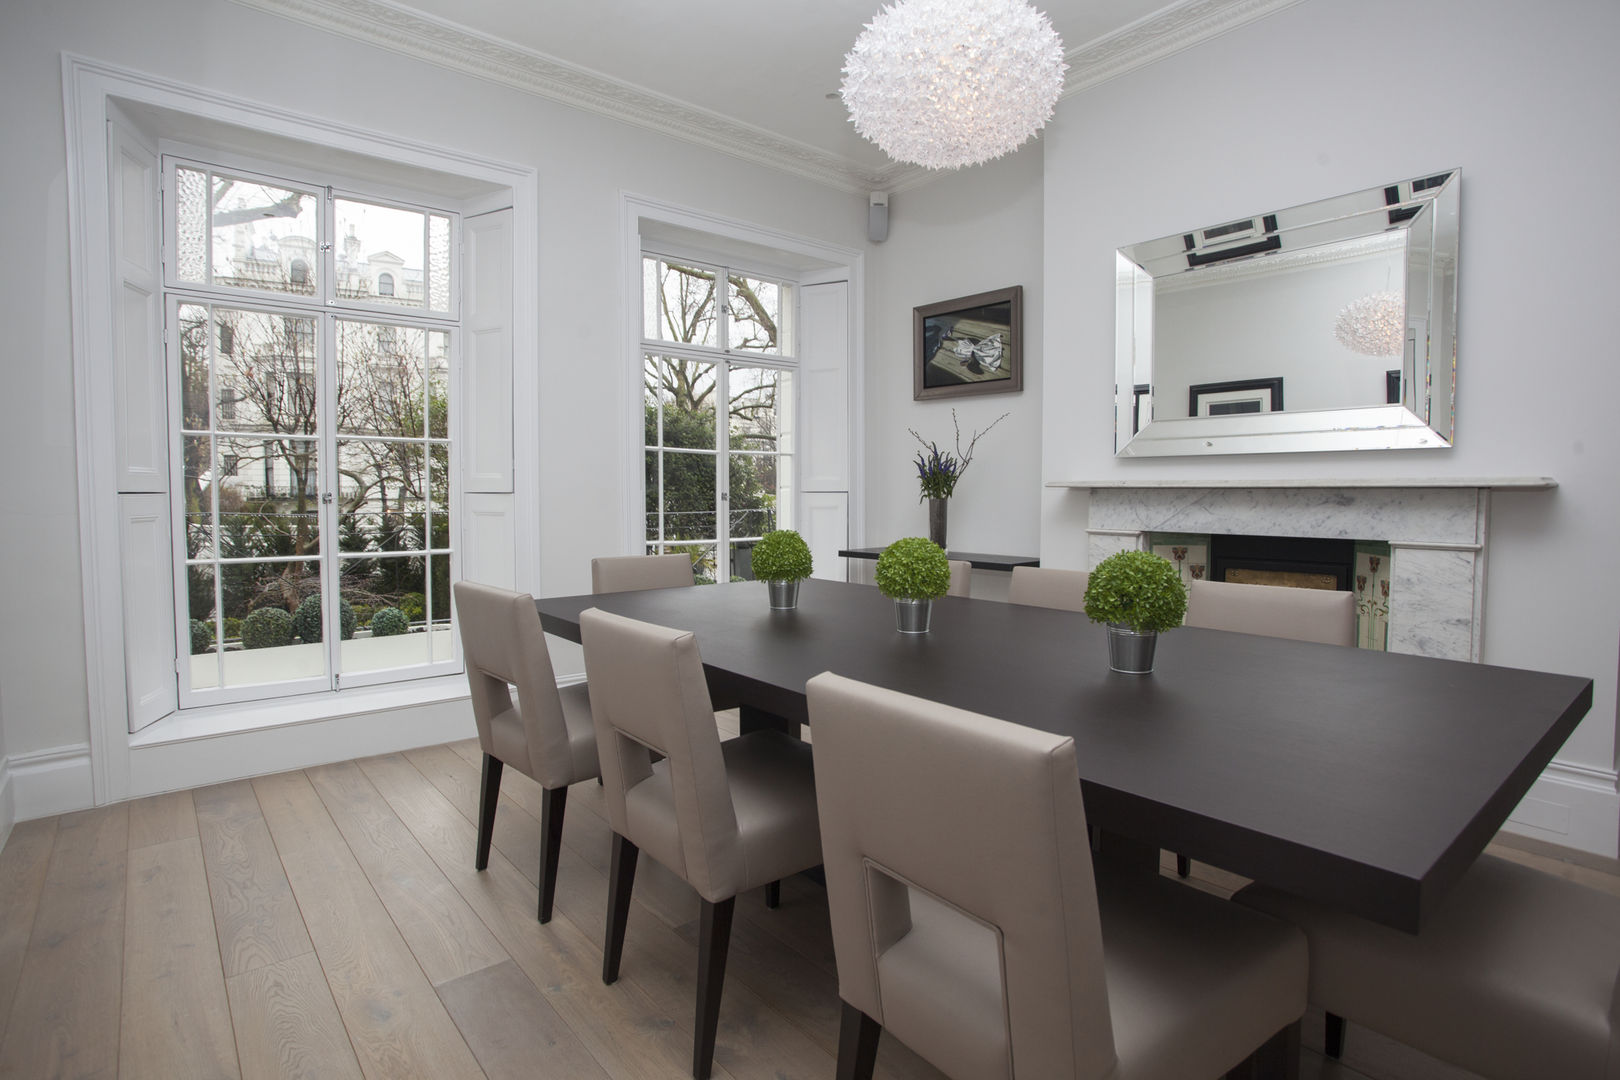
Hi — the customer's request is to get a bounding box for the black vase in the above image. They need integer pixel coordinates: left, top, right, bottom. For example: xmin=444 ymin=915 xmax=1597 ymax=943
xmin=928 ymin=498 xmax=948 ymax=550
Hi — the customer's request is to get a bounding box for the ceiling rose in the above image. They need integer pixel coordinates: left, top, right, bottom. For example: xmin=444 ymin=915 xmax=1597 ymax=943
xmin=1334 ymin=291 xmax=1406 ymax=357
xmin=841 ymin=0 xmax=1067 ymax=171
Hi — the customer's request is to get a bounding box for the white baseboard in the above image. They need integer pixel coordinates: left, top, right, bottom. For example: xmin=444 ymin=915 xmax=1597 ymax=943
xmin=1503 ymin=760 xmax=1619 ymax=859
xmin=0 ymin=756 xmax=14 ymax=854
xmin=9 ymin=743 xmax=95 ymax=822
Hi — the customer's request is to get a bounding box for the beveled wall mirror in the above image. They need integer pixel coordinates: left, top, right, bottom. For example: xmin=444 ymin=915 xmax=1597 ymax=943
xmin=1114 ymin=171 xmax=1459 ymax=457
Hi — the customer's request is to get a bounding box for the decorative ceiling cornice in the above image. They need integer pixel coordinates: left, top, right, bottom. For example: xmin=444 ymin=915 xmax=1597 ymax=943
xmin=229 ymin=0 xmax=1303 ymax=196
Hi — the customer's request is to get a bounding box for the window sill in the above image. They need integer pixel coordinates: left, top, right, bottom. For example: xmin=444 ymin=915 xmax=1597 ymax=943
xmin=129 ymin=675 xmax=471 ymax=748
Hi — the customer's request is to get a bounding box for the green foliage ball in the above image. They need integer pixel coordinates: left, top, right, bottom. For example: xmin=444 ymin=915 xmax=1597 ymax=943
xmin=1083 ymin=550 xmax=1188 ymax=633
xmin=370 ymin=607 xmax=410 ymax=637
xmin=750 ymin=529 xmax=813 ymax=582
xmin=293 ymin=595 xmax=357 ymax=643
xmin=874 ymin=537 xmax=951 ymax=601
xmin=241 ymin=607 xmax=295 ymax=650
xmin=189 ymin=619 xmax=214 ymax=655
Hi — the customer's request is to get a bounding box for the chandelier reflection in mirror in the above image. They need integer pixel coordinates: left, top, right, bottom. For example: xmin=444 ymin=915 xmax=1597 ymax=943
xmin=841 ymin=0 xmax=1066 ymax=170
xmin=1335 ymin=291 xmax=1406 ymax=356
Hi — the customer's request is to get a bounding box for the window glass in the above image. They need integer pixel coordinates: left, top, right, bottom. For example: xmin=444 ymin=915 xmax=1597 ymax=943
xmin=195 ymin=169 xmax=320 ymax=296
xmin=334 ymin=198 xmax=450 ymax=314
xmin=728 ymin=273 xmax=786 ymax=355
xmin=644 ymin=256 xmax=719 ymax=347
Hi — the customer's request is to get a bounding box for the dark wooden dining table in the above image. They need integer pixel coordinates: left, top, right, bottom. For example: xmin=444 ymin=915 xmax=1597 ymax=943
xmin=537 ymin=578 xmax=1592 ymax=934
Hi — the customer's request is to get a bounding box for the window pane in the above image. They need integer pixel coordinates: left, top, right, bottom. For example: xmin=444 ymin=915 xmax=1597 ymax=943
xmin=186 ymin=563 xmax=221 ymax=690
xmin=217 ymin=437 xmax=321 ymax=557
xmin=649 ymin=543 xmax=716 ymax=584
xmin=182 ymin=435 xmax=216 ymax=558
xmin=429 ymin=442 xmax=451 ymax=551
xmin=175 ymin=166 xmax=208 ymax=283
xmin=428 ymin=215 xmax=451 ymax=313
xmin=427 ymin=332 xmax=450 ymax=438
xmin=429 ymin=552 xmax=452 ymax=662
xmin=335 ymin=198 xmax=437 ymax=310
xmin=644 ymin=258 xmax=718 ymax=346
xmin=209 ymin=172 xmax=318 ymax=295
xmin=728 ymin=367 xmax=792 ymax=451
xmin=178 ymin=304 xmax=211 ymax=429
xmin=219 ymin=562 xmax=326 ymax=688
xmin=729 ymin=273 xmax=784 ymax=354
xmin=728 ymin=453 xmax=777 ymax=540
xmin=337 ymin=441 xmax=427 ymax=543
xmin=337 ymin=321 xmax=425 ymax=438
xmin=340 ymin=555 xmax=429 ymax=674
xmin=660 ymin=450 xmax=716 ymax=546
xmin=644 ymin=355 xmax=716 ymax=449
xmin=213 ymin=310 xmax=319 ymax=436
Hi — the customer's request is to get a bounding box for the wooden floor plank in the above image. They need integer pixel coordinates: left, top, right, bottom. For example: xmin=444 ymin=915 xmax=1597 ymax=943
xmin=119 ymin=836 xmax=240 ymax=1079
xmin=127 ymin=790 xmax=199 ymax=850
xmin=306 ymin=760 xmax=508 ymax=986
xmin=251 ymin=770 xmax=485 ymax=1080
xmin=194 ymin=779 xmax=314 ymax=978
xmin=358 ymin=752 xmax=737 ymax=1080
xmin=436 ymin=958 xmax=610 ymax=1080
xmin=0 ymin=818 xmax=57 ymax=1046
xmin=227 ymin=951 xmax=364 ymax=1080
xmin=0 ymin=803 xmax=129 ymax=1080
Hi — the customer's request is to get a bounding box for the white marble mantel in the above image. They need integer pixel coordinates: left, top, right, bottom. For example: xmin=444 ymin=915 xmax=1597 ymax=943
xmin=1053 ymin=478 xmax=1558 ymax=662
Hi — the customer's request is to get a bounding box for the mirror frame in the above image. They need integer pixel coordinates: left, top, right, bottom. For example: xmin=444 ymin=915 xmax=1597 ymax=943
xmin=1114 ymin=171 xmax=1459 ymax=457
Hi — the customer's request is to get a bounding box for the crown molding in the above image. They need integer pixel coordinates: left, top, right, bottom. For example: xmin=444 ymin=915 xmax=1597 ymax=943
xmin=1064 ymin=0 xmax=1307 ymax=95
xmin=229 ymin=0 xmax=1301 ymax=195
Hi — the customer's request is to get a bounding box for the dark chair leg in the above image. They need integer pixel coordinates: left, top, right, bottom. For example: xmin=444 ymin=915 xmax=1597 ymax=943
xmin=1176 ymin=853 xmax=1191 ymax=877
xmin=835 ymin=1001 xmax=882 ymax=1080
xmin=537 ymin=785 xmax=568 ymax=923
xmin=1324 ymin=1012 xmax=1346 ymax=1059
xmin=765 ymin=880 xmax=780 ymax=909
xmin=692 ymin=896 xmax=736 ymax=1080
xmin=475 ymin=754 xmax=504 ymax=871
xmin=602 ymin=833 xmax=639 ymax=984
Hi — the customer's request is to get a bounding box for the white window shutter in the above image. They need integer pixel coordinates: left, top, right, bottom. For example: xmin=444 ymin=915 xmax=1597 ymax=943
xmin=798 ymin=280 xmax=850 ymax=493
xmin=802 ymin=492 xmax=850 ymax=581
xmin=460 ymin=492 xmax=516 ymax=589
xmin=120 ymin=493 xmax=178 ymax=731
xmin=108 ymin=107 xmax=166 ymax=493
xmin=463 ymin=208 xmax=514 ymax=493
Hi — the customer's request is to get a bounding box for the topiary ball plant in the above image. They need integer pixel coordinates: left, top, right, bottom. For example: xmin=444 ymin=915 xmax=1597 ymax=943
xmin=1082 ymin=550 xmax=1188 ymax=634
xmin=370 ymin=607 xmax=410 ymax=637
xmin=874 ymin=537 xmax=952 ymax=601
xmin=750 ymin=529 xmax=813 ymax=582
xmin=294 ymin=595 xmax=357 ymax=643
xmin=189 ymin=618 xmax=214 ymax=655
xmin=241 ymin=606 xmax=295 ymax=650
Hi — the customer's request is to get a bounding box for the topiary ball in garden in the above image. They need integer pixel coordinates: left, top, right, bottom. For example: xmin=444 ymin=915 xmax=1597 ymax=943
xmin=1082 ymin=550 xmax=1188 ymax=634
xmin=874 ymin=537 xmax=952 ymax=601
xmin=189 ymin=619 xmax=213 ymax=655
xmin=370 ymin=607 xmax=410 ymax=637
xmin=241 ymin=607 xmax=295 ymax=650
xmin=750 ymin=529 xmax=813 ymax=582
xmin=293 ymin=595 xmax=357 ymax=643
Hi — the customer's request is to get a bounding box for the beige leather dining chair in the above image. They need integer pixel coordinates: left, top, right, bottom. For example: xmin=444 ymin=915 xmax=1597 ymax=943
xmin=805 ymin=671 xmax=1308 ymax=1080
xmin=1236 ymin=854 xmax=1620 ymax=1080
xmin=580 ymin=608 xmax=823 ymax=1080
xmin=1007 ymin=565 xmax=1090 ymax=610
xmin=591 ymin=553 xmax=695 ymax=593
xmin=1184 ymin=578 xmax=1356 ymax=646
xmin=453 ymin=581 xmax=599 ymax=923
xmin=946 ymin=559 xmax=971 ymax=598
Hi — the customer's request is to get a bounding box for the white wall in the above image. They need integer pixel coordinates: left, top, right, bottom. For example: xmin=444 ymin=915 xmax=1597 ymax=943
xmin=1042 ymin=0 xmax=1620 ymax=852
xmin=863 ymin=149 xmax=1045 ymax=560
xmin=0 ymin=0 xmax=866 ymax=764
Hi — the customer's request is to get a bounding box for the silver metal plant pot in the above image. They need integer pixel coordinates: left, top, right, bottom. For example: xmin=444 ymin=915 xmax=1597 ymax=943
xmin=1107 ymin=623 xmax=1158 ymax=674
xmin=765 ymin=579 xmax=800 ymax=610
xmin=894 ymin=597 xmax=932 ymax=634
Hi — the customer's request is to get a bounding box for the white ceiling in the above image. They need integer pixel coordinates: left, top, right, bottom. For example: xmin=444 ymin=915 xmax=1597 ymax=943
xmin=236 ymin=0 xmax=1305 ymax=191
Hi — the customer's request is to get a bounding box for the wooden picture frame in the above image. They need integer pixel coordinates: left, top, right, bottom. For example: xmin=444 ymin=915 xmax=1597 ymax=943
xmin=914 ymin=285 xmax=1023 ymax=400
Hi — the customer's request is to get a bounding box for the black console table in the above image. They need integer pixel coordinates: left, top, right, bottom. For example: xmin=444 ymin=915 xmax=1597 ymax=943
xmin=838 ymin=547 xmax=1038 ymax=572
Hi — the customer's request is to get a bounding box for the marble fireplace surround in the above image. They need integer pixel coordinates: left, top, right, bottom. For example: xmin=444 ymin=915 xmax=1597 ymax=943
xmin=1048 ymin=478 xmax=1559 ymax=662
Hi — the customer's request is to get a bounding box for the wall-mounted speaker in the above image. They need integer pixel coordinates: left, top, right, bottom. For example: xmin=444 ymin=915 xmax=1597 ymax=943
xmin=868 ymin=191 xmax=889 ymax=244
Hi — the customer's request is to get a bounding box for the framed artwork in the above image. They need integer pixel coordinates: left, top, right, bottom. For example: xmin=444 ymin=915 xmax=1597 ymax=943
xmin=914 ymin=285 xmax=1023 ymax=400
xmin=1189 ymin=377 xmax=1284 ymax=417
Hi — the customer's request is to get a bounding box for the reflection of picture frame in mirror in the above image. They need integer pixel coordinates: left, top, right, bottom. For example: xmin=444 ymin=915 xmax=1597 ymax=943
xmin=1189 ymin=377 xmax=1283 ymax=417
xmin=1386 ymin=369 xmax=1401 ymax=405
xmin=1132 ymin=383 xmax=1151 ymax=434
xmin=913 ymin=285 xmax=1022 ymax=400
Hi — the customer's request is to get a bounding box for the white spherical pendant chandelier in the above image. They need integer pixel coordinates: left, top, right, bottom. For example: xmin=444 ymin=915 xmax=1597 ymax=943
xmin=1333 ymin=291 xmax=1406 ymax=357
xmin=841 ymin=0 xmax=1067 ymax=170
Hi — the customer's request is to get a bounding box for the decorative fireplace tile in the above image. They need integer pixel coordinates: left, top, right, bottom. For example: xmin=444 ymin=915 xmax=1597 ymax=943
xmin=1148 ymin=532 xmax=1209 ymax=587
xmin=1354 ymin=542 xmax=1392 ymax=651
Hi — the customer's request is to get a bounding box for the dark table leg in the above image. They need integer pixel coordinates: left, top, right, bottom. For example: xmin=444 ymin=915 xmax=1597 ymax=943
xmin=1092 ymin=830 xmax=1161 ymax=874
xmin=738 ymin=704 xmax=801 ymax=740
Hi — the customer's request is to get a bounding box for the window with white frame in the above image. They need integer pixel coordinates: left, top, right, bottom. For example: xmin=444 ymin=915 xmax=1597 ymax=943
xmin=642 ymin=254 xmax=795 ymax=582
xmin=167 ymin=156 xmax=459 ymax=704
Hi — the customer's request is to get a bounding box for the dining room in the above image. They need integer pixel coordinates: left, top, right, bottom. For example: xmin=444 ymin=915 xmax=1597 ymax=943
xmin=2 ymin=0 xmax=1619 ymax=1077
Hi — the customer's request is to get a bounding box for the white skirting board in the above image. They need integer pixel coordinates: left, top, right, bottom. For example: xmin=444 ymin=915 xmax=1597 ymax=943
xmin=0 ymin=758 xmax=14 ymax=855
xmin=7 ymin=743 xmax=95 ymax=822
xmin=1502 ymin=761 xmax=1620 ymax=858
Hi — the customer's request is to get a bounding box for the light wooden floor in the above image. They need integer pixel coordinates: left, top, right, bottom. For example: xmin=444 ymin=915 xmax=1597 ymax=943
xmin=0 ymin=721 xmax=1611 ymax=1079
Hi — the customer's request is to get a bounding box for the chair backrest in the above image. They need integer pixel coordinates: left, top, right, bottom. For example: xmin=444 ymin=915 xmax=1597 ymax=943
xmin=579 ymin=607 xmax=742 ymax=902
xmin=453 ymin=581 xmax=579 ymax=788
xmin=807 ymin=672 xmax=1117 ymax=1080
xmin=591 ymin=553 xmax=696 ymax=593
xmin=947 ymin=559 xmax=971 ymax=598
xmin=1184 ymin=578 xmax=1356 ymax=646
xmin=1008 ymin=566 xmax=1090 ymax=612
